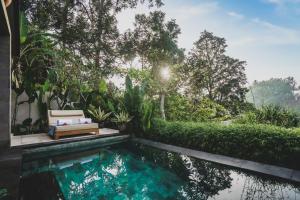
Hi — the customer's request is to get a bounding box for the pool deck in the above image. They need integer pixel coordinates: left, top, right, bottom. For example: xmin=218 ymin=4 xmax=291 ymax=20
xmin=133 ymin=138 xmax=300 ymax=183
xmin=10 ymin=128 xmax=120 ymax=148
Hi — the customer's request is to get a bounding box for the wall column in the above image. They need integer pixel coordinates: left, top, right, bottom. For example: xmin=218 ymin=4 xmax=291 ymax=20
xmin=0 ymin=0 xmax=11 ymax=149
xmin=0 ymin=37 xmax=10 ymax=148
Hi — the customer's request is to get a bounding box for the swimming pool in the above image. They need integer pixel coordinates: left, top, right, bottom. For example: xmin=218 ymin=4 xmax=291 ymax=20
xmin=20 ymin=141 xmax=300 ymax=200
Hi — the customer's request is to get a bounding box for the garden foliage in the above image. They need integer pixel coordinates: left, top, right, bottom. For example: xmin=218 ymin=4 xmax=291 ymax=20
xmin=143 ymin=119 xmax=300 ymax=169
xmin=13 ymin=1 xmax=300 ymax=138
xmin=165 ymin=94 xmax=230 ymax=122
xmin=124 ymin=76 xmax=155 ymax=132
xmin=235 ymin=105 xmax=299 ymax=128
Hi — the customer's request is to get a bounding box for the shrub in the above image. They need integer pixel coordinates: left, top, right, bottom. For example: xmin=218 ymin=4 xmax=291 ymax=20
xmin=234 ymin=105 xmax=299 ymax=128
xmin=256 ymin=105 xmax=299 ymax=128
xmin=234 ymin=112 xmax=257 ymax=124
xmin=142 ymin=119 xmax=300 ymax=169
xmin=164 ymin=94 xmax=191 ymax=121
xmin=165 ymin=94 xmax=230 ymax=122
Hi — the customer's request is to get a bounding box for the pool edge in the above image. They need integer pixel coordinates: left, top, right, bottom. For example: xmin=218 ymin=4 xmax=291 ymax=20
xmin=133 ymin=138 xmax=300 ymax=183
xmin=23 ymin=135 xmax=130 ymax=161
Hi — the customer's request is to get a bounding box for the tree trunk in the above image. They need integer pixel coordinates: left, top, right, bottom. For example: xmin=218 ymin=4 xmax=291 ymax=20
xmin=94 ymin=0 xmax=105 ymax=70
xmin=160 ymin=93 xmax=166 ymax=120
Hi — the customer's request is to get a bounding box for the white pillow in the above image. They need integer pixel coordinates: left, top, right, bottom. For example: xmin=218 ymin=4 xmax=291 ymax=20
xmin=79 ymin=118 xmax=92 ymax=124
xmin=72 ymin=119 xmax=80 ymax=124
xmin=57 ymin=119 xmax=73 ymax=126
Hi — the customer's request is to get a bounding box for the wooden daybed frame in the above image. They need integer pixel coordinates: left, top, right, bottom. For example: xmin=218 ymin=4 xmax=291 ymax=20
xmin=48 ymin=110 xmax=99 ymax=140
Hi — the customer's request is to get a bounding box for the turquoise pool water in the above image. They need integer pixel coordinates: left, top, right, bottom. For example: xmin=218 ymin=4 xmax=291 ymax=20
xmin=20 ymin=142 xmax=300 ymax=200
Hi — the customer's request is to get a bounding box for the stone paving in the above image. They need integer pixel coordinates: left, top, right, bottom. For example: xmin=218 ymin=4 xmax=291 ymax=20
xmin=133 ymin=138 xmax=300 ymax=183
xmin=11 ymin=128 xmax=120 ymax=148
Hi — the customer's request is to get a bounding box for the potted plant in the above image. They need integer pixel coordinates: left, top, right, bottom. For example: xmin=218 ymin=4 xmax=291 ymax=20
xmin=88 ymin=106 xmax=111 ymax=128
xmin=112 ymin=111 xmax=132 ymax=132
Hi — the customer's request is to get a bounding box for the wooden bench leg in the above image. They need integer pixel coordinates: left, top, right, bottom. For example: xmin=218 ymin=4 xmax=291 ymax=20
xmin=54 ymin=135 xmax=59 ymax=140
xmin=96 ymin=129 xmax=100 ymax=135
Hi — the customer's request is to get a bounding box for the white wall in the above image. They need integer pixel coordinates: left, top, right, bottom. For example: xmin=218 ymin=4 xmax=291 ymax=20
xmin=11 ymin=91 xmax=60 ymax=131
xmin=11 ymin=91 xmax=39 ymax=125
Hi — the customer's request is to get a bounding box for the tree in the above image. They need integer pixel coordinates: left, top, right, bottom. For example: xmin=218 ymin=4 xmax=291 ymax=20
xmin=121 ymin=11 xmax=184 ymax=119
xmin=165 ymin=93 xmax=230 ymax=122
xmin=247 ymin=77 xmax=300 ymax=111
xmin=22 ymin=0 xmax=163 ymax=78
xmin=183 ymin=31 xmax=248 ymax=114
xmin=124 ymin=11 xmax=184 ymax=69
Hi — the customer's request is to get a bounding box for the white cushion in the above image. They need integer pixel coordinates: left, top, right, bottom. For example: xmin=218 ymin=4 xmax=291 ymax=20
xmin=79 ymin=118 xmax=92 ymax=124
xmin=57 ymin=119 xmax=73 ymax=126
xmin=72 ymin=119 xmax=80 ymax=124
xmin=48 ymin=110 xmax=85 ymax=125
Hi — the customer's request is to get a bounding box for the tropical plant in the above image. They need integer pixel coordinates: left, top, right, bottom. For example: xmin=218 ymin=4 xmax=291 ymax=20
xmin=12 ymin=18 xmax=58 ymax=134
xmin=234 ymin=105 xmax=299 ymax=128
xmin=256 ymin=104 xmax=299 ymax=128
xmin=112 ymin=111 xmax=132 ymax=124
xmin=124 ymin=75 xmax=145 ymax=128
xmin=140 ymin=100 xmax=155 ymax=131
xmin=88 ymin=106 xmax=111 ymax=122
xmin=0 ymin=188 xmax=8 ymax=199
xmin=11 ymin=74 xmax=24 ymax=132
xmin=35 ymin=81 xmax=50 ymax=132
xmin=234 ymin=112 xmax=258 ymax=124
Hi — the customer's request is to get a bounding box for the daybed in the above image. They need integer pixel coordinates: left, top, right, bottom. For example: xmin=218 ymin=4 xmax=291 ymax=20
xmin=48 ymin=110 xmax=99 ymax=140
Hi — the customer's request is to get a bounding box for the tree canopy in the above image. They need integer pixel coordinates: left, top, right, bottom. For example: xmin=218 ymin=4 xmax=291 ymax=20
xmin=121 ymin=11 xmax=184 ymax=72
xmin=182 ymin=31 xmax=248 ymax=114
xmin=247 ymin=77 xmax=300 ymax=113
xmin=13 ymin=0 xmax=299 ymax=135
xmin=22 ymin=0 xmax=164 ymax=78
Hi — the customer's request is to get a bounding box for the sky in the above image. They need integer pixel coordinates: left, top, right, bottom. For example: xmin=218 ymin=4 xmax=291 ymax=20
xmin=116 ymin=0 xmax=300 ymax=85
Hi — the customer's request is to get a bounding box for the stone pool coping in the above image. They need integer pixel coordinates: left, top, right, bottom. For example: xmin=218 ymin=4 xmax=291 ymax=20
xmin=133 ymin=138 xmax=300 ymax=183
xmin=23 ymin=135 xmax=130 ymax=160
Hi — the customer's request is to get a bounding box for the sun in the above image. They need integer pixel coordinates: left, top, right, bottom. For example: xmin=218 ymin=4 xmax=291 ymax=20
xmin=160 ymin=67 xmax=171 ymax=81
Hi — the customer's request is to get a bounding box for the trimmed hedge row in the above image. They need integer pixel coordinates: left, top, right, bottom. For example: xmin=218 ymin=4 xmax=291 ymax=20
xmin=141 ymin=119 xmax=300 ymax=169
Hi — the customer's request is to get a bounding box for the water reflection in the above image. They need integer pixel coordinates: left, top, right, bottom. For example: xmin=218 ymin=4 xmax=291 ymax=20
xmin=20 ymin=142 xmax=300 ymax=200
xmin=131 ymin=144 xmax=233 ymax=199
xmin=238 ymin=174 xmax=300 ymax=200
xmin=127 ymin=143 xmax=300 ymax=200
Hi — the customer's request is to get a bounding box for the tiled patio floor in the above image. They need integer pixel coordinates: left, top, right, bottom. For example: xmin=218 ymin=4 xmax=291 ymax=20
xmin=10 ymin=128 xmax=120 ymax=147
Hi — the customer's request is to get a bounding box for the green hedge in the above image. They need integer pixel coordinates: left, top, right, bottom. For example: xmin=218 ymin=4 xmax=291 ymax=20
xmin=142 ymin=119 xmax=300 ymax=169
